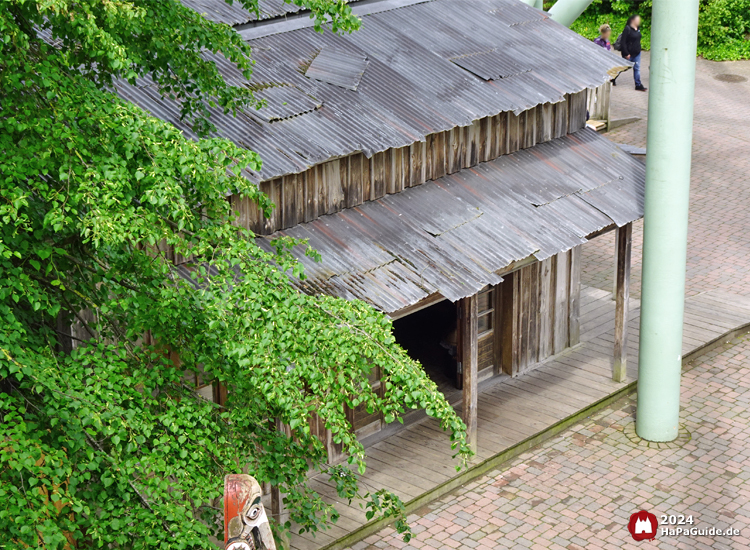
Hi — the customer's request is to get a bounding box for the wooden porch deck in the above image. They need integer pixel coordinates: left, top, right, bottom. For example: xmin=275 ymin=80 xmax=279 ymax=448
xmin=290 ymin=286 xmax=750 ymax=550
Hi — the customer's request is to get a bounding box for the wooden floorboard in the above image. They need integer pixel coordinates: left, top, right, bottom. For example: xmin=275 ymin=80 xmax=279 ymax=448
xmin=581 ymin=306 xmax=640 ymax=342
xmin=552 ymin=350 xmax=614 ymax=376
xmin=366 ymin=447 xmax=454 ymax=487
xmin=375 ymin=439 xmax=460 ymax=476
xmin=485 ymin=382 xmax=580 ymax=417
xmin=479 ymin=390 xmax=564 ymax=425
xmin=290 ymin=286 xmax=750 ymax=549
xmin=346 ymin=457 xmax=425 ymax=498
xmin=689 ymin=295 xmax=750 ymax=314
xmin=694 ymin=289 xmax=750 ymax=308
xmin=580 ymin=300 xmax=614 ymax=322
xmin=550 ymin=353 xmax=618 ymax=382
xmin=527 ymin=362 xmax=622 ymax=395
xmin=522 ymin=369 xmax=609 ymax=401
xmin=684 ymin=303 xmax=749 ymax=328
xmin=476 ymin=395 xmax=558 ymax=435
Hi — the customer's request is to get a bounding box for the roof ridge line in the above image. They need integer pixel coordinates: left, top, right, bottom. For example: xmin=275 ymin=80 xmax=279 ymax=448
xmin=237 ymin=0 xmax=433 ymax=41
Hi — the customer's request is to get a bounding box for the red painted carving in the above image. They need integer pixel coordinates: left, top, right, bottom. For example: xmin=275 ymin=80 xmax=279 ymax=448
xmin=224 ymin=474 xmax=276 ymax=550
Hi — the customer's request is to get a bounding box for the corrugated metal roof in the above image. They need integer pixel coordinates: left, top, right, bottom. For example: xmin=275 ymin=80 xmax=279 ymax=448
xmin=450 ymin=50 xmax=530 ymax=81
xmin=487 ymin=2 xmax=547 ymax=26
xmin=305 ymin=47 xmax=369 ymax=90
xmin=258 ymin=129 xmax=645 ymax=313
xmin=180 ymin=0 xmax=367 ymax=25
xmin=180 ymin=0 xmax=257 ymax=25
xmin=253 ymin=85 xmax=321 ymax=122
xmin=116 ymin=0 xmax=630 ymax=184
xmin=615 ymin=142 xmax=647 ymax=156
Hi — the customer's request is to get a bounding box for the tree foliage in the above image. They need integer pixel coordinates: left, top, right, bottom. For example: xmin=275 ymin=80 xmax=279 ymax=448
xmin=697 ymin=0 xmax=750 ymax=60
xmin=561 ymin=0 xmax=750 ymax=61
xmin=0 ymin=1 xmax=471 ymax=547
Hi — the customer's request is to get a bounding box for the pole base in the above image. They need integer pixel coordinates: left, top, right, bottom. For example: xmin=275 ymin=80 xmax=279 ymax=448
xmin=628 ymin=422 xmax=692 ymax=448
xmin=635 ymin=419 xmax=679 ymax=443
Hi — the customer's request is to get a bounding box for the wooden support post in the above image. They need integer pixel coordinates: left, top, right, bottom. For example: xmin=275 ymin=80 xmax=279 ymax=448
xmin=461 ymin=295 xmax=479 ymax=453
xmin=613 ymin=223 xmax=633 ymax=382
xmin=499 ymin=273 xmax=520 ymax=377
xmin=494 ymin=281 xmax=505 ymax=376
xmin=271 ymin=486 xmax=289 ymax=550
xmin=568 ymin=246 xmax=581 ymax=347
xmin=553 ymin=252 xmax=570 ymax=354
xmin=271 ymin=419 xmax=290 ymax=549
xmin=613 ymin=241 xmax=618 ymax=300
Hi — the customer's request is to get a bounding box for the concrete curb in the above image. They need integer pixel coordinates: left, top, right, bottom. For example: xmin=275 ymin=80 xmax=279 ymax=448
xmin=316 ymin=322 xmax=750 ymax=550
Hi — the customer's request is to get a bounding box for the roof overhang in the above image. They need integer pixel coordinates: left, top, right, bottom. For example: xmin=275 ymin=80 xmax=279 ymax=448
xmin=258 ymin=128 xmax=646 ymax=313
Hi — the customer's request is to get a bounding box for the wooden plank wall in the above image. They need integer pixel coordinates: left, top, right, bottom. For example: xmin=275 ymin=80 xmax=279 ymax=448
xmin=309 ymin=412 xmax=343 ymax=464
xmin=586 ymin=82 xmax=612 ymax=123
xmin=233 ymin=91 xmax=589 ymax=235
xmin=499 ymin=246 xmax=582 ymax=377
xmin=461 ymin=295 xmax=479 ymax=453
xmin=323 ymin=245 xmax=583 ymax=463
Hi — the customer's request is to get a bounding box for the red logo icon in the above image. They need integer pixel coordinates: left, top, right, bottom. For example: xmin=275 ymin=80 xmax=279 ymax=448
xmin=628 ymin=510 xmax=658 ymax=541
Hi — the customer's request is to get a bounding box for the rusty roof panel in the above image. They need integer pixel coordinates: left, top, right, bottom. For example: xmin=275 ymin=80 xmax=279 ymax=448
xmin=252 ymin=85 xmax=321 ymax=122
xmin=258 ymin=129 xmax=646 ymax=313
xmin=305 ymin=47 xmax=370 ymax=90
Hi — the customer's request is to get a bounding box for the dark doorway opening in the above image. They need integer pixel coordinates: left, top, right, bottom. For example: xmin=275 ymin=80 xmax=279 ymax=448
xmin=392 ymin=299 xmax=459 ymax=397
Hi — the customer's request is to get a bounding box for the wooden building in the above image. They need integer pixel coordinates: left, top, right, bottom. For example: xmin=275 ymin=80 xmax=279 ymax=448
xmin=126 ymin=0 xmax=643 ymax=456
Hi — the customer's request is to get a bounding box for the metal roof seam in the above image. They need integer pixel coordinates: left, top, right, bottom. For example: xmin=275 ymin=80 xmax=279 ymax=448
xmin=256 ymin=129 xmax=646 ymax=312
xmin=115 ymin=0 xmax=630 ymax=182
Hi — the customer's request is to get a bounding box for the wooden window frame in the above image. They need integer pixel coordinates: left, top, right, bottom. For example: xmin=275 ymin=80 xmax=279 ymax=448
xmin=477 ymin=287 xmax=494 ymax=339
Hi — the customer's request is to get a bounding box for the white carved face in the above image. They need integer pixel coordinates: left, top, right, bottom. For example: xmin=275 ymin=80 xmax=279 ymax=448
xmin=225 ymin=475 xmax=276 ymax=550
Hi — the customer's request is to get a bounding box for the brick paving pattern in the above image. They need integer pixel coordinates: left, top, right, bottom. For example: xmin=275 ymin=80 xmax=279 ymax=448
xmin=347 ymin=54 xmax=750 ymax=550
xmin=352 ymin=333 xmax=750 ymax=550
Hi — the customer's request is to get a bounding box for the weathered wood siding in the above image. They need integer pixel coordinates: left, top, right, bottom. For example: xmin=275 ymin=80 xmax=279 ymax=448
xmin=499 ymin=246 xmax=582 ymax=377
xmin=324 ymin=246 xmax=582 ymax=463
xmin=347 ymin=365 xmax=384 ymax=440
xmin=478 ymin=334 xmax=494 ymax=374
xmin=586 ymin=82 xmax=611 ymax=123
xmin=233 ymin=91 xmax=589 ymax=235
xmin=319 ymin=366 xmax=384 ymax=464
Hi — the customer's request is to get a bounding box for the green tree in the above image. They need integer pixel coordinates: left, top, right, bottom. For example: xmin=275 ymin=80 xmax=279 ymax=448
xmin=562 ymin=0 xmax=750 ymax=60
xmin=0 ymin=1 xmax=471 ymax=547
xmin=697 ymin=0 xmax=750 ymax=60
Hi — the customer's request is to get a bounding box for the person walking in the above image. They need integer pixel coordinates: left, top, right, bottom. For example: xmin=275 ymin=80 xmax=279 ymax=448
xmin=621 ymin=15 xmax=647 ymax=91
xmin=594 ymin=24 xmax=612 ymax=50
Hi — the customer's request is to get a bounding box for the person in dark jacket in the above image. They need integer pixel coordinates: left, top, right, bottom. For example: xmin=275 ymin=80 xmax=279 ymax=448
xmin=621 ymin=15 xmax=647 ymax=91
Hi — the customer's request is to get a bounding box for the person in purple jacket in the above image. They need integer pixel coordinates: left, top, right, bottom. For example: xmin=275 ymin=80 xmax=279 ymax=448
xmin=594 ymin=24 xmax=620 ymax=86
xmin=594 ymin=24 xmax=612 ymax=50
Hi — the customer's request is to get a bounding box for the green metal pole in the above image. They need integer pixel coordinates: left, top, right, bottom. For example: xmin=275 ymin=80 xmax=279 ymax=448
xmin=535 ymin=0 xmax=544 ymax=9
xmin=519 ymin=0 xmax=536 ymax=6
xmin=636 ymin=0 xmax=700 ymax=442
xmin=546 ymin=0 xmax=594 ymax=27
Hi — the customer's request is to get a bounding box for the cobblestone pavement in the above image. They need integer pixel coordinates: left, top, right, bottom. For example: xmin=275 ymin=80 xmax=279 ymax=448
xmin=351 ymin=333 xmax=750 ymax=550
xmin=581 ymin=52 xmax=750 ymax=299
xmin=348 ymin=55 xmax=750 ymax=550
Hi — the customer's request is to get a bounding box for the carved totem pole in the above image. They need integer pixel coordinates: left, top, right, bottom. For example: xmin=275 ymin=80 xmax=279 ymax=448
xmin=224 ymin=474 xmax=277 ymax=550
